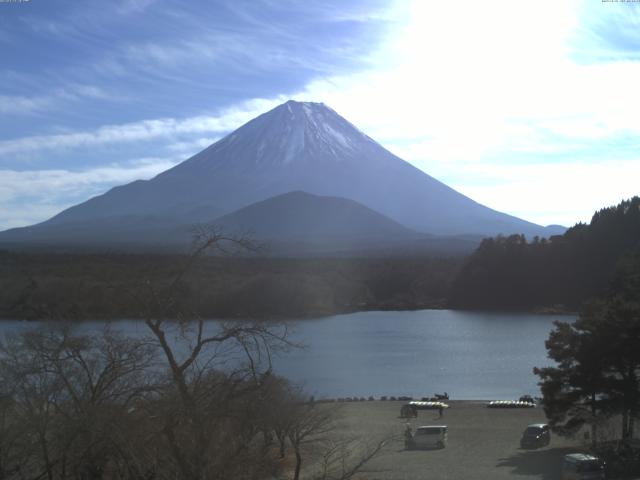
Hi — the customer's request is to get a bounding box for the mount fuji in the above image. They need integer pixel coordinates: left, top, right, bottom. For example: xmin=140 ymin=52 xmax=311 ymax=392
xmin=0 ymin=100 xmax=563 ymax=252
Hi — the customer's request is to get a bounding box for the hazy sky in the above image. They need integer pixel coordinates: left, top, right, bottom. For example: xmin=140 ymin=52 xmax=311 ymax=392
xmin=1 ymin=0 xmax=639 ymax=230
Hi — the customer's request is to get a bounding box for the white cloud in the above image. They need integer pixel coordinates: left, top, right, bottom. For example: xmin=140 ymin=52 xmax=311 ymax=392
xmin=274 ymin=0 xmax=640 ymax=226
xmin=448 ymin=159 xmax=640 ymax=227
xmin=0 ymin=157 xmax=179 ymax=229
xmin=0 ymin=94 xmax=55 ymax=115
xmin=0 ymin=204 xmax=67 ymax=231
xmin=0 ymin=159 xmax=179 ymax=201
xmin=0 ymin=96 xmax=284 ymax=157
xmin=165 ymin=137 xmax=219 ymax=153
xmin=0 ymin=85 xmax=111 ymax=115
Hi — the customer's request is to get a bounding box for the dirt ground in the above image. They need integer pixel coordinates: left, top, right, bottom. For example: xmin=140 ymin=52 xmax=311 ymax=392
xmin=329 ymin=400 xmax=588 ymax=480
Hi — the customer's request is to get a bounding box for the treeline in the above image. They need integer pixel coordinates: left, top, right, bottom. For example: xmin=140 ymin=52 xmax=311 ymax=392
xmin=450 ymin=197 xmax=640 ymax=311
xmin=0 ymin=253 xmax=461 ymax=320
xmin=4 ymin=197 xmax=638 ymax=320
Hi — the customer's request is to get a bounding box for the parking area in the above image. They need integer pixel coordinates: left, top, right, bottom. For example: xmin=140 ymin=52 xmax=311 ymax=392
xmin=331 ymin=400 xmax=586 ymax=480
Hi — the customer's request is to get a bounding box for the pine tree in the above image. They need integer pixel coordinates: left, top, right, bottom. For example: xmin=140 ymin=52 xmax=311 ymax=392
xmin=534 ymin=253 xmax=640 ymax=444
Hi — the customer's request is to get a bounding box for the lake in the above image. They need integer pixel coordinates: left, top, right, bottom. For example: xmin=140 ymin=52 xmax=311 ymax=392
xmin=0 ymin=309 xmax=573 ymax=400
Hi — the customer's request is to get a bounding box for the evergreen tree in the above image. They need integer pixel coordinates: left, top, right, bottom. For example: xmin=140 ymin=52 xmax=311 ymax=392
xmin=534 ymin=254 xmax=640 ymax=444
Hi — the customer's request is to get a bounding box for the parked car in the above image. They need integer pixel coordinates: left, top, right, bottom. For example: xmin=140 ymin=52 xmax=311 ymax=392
xmin=561 ymin=453 xmax=606 ymax=480
xmin=406 ymin=425 xmax=448 ymax=449
xmin=520 ymin=423 xmax=550 ymax=449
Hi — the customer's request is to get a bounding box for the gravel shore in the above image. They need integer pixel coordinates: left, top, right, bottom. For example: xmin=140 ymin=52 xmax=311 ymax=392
xmin=330 ymin=400 xmax=586 ymax=480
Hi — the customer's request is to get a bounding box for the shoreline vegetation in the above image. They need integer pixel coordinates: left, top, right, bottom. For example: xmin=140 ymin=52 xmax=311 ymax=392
xmin=0 ymin=249 xmax=575 ymax=322
xmin=1 ymin=197 xmax=637 ymax=322
xmin=0 ymin=251 xmax=459 ymax=321
xmin=0 ymin=247 xmax=621 ymax=321
xmin=0 ymin=246 xmax=611 ymax=322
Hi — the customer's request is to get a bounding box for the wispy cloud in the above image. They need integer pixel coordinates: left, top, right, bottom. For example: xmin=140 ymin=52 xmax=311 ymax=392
xmin=0 ymin=157 xmax=180 ymax=229
xmin=0 ymin=95 xmax=55 ymax=115
xmin=0 ymin=0 xmax=398 ymax=228
xmin=3 ymin=0 xmax=640 ymax=230
xmin=116 ymin=0 xmax=159 ymax=15
xmin=0 ymin=85 xmax=110 ymax=115
xmin=0 ymin=97 xmax=284 ymax=156
xmin=7 ymin=0 xmax=390 ymax=107
xmin=0 ymin=158 xmax=179 ymax=201
xmin=571 ymin=2 xmax=640 ymax=62
xmin=165 ymin=137 xmax=219 ymax=153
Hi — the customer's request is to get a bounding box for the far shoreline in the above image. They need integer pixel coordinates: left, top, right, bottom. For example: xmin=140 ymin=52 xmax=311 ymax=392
xmin=0 ymin=303 xmax=578 ymax=323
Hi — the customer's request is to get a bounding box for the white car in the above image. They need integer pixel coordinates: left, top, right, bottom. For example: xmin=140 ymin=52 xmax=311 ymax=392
xmin=561 ymin=453 xmax=605 ymax=480
xmin=406 ymin=425 xmax=448 ymax=449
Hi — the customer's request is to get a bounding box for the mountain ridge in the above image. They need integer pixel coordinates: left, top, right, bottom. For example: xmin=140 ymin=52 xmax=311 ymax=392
xmin=1 ymin=100 xmax=564 ymax=250
xmin=0 ymin=190 xmax=482 ymax=256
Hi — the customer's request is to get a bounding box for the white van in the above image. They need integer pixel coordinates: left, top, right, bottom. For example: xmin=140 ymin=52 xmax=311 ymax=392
xmin=561 ymin=453 xmax=605 ymax=480
xmin=407 ymin=426 xmax=448 ymax=449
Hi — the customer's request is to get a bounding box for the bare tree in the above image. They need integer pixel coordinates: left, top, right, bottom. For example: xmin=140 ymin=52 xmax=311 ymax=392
xmin=285 ymin=402 xmax=392 ymax=480
xmin=287 ymin=402 xmax=336 ymax=480
xmin=312 ymin=435 xmax=390 ymax=480
xmin=262 ymin=383 xmax=392 ymax=480
xmin=132 ymin=227 xmax=293 ymax=480
xmin=0 ymin=324 xmax=157 ymax=480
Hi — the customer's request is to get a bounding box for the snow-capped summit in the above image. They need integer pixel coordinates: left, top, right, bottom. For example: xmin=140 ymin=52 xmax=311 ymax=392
xmin=4 ymin=100 xmax=562 ymax=243
xmin=183 ymin=100 xmax=375 ymax=171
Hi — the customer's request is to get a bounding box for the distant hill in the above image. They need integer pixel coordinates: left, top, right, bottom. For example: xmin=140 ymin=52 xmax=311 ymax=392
xmin=449 ymin=197 xmax=640 ymax=311
xmin=0 ymin=100 xmax=562 ymax=253
xmin=215 ymin=190 xmax=416 ymax=239
xmin=213 ymin=191 xmax=484 ymax=256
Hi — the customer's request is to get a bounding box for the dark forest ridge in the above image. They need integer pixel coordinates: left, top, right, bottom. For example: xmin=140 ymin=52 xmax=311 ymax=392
xmin=451 ymin=196 xmax=640 ymax=311
xmin=0 ymin=101 xmax=563 ymax=253
xmin=0 ymin=252 xmax=458 ymax=320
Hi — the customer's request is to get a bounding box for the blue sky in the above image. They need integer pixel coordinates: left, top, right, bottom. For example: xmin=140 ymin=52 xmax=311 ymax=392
xmin=1 ymin=0 xmax=639 ymax=230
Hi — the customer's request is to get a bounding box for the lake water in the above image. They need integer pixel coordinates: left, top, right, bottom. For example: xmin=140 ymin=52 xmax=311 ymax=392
xmin=0 ymin=309 xmax=573 ymax=400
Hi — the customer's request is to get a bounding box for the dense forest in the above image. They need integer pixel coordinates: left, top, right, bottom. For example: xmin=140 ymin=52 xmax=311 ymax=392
xmin=2 ymin=197 xmax=639 ymax=320
xmin=0 ymin=252 xmax=460 ymax=320
xmin=450 ymin=197 xmax=640 ymax=311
